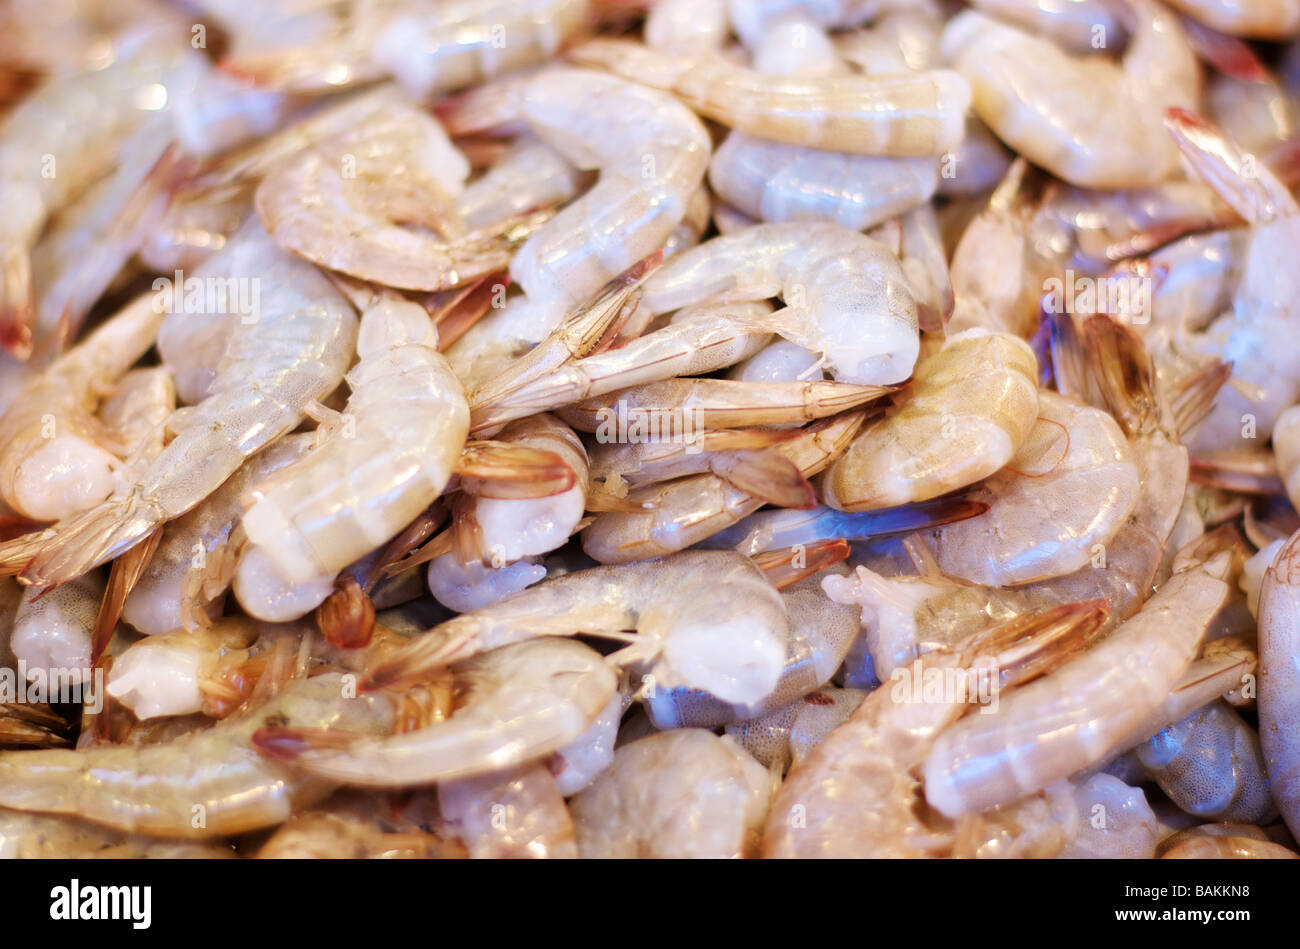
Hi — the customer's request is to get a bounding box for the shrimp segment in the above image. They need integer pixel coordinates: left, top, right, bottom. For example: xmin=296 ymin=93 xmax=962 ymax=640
xmin=234 ymin=300 xmax=468 ymax=622
xmin=823 ymin=329 xmax=1039 ymax=510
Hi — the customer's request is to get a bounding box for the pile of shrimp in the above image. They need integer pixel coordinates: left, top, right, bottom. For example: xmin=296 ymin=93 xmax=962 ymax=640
xmin=2 ymin=0 xmax=1300 ymax=860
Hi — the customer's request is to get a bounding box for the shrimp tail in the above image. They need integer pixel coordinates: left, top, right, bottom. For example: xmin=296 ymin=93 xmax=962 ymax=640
xmin=456 ymin=441 xmax=576 ymax=499
xmin=752 ymin=538 xmax=851 ymax=589
xmin=713 ymin=450 xmax=815 ymax=508
xmin=972 ymin=598 xmax=1110 ymax=687
xmin=1164 ymin=108 xmax=1299 ymax=222
xmin=1170 ymin=360 xmax=1232 ymax=439
xmin=91 ymin=526 xmax=162 ymax=663
xmin=1082 ymin=313 xmax=1159 ymax=437
xmin=0 ymin=243 xmax=34 ymax=359
xmin=20 ymin=491 xmax=164 ymax=589
xmin=360 ymin=619 xmax=483 ymax=692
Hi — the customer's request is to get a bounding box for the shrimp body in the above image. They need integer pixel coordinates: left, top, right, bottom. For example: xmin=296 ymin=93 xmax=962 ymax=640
xmin=824 ymin=329 xmax=1038 ymax=510
xmin=569 ymin=729 xmax=771 ymax=858
xmin=571 ymin=39 xmax=970 ymax=156
xmin=1257 ymin=528 xmax=1300 ymax=840
xmin=1162 ymin=0 xmax=1300 ymax=38
xmin=941 ymin=1 xmax=1199 ymax=188
xmin=10 ymin=573 xmax=103 ymax=682
xmin=643 ymin=223 xmax=920 ymax=385
xmin=0 ymin=674 xmax=393 ymax=837
xmin=7 ymin=221 xmax=358 ymax=588
xmin=236 ymin=301 xmax=468 ymax=621
xmin=0 ymin=293 xmax=163 ymax=521
xmin=923 ymin=557 xmax=1231 ymax=817
xmin=438 ymin=763 xmax=578 ymax=859
xmin=925 ymin=390 xmax=1140 ymax=586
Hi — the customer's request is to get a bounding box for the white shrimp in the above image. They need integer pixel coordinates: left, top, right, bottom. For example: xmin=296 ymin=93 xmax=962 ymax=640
xmin=121 ymin=434 xmax=313 ymax=637
xmin=1162 ymin=0 xmax=1300 ymax=38
xmin=569 ymin=729 xmax=771 ymax=858
xmin=645 ymin=0 xmax=729 ymax=54
xmin=0 ymin=673 xmax=393 ymax=837
xmin=642 ymin=222 xmax=920 ymax=385
xmin=10 ymin=572 xmax=103 ymax=685
xmin=1164 ymin=110 xmax=1300 ymax=455
xmin=0 ymin=293 xmax=163 ymax=522
xmin=0 ymin=25 xmax=191 ymax=355
xmin=763 ymin=600 xmax=1107 ymax=857
xmin=941 ymin=0 xmax=1199 ymax=188
xmin=0 ymin=219 xmax=358 ymax=588
xmin=571 ymin=38 xmax=970 ymax=156
xmin=260 ymin=638 xmax=618 ymax=788
xmin=452 ymin=136 xmax=585 ymax=233
xmin=922 ymin=554 xmax=1232 ymax=818
xmin=1054 ymin=773 xmax=1160 ymax=859
xmin=234 ymin=300 xmax=466 ymax=623
xmin=643 ymin=572 xmax=861 ymax=729
xmin=823 ymin=329 xmax=1039 ymax=510
xmin=1257 ymin=527 xmax=1300 ymax=841
xmin=550 ymin=691 xmax=623 ymax=796
xmin=966 ymin=0 xmax=1126 ymax=54
xmin=368 ymin=550 xmax=791 ymax=709
xmin=437 ymin=762 xmax=577 ymax=859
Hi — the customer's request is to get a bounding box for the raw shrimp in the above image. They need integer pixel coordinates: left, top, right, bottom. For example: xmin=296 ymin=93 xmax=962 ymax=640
xmin=922 ymin=555 xmax=1232 ymax=817
xmin=1162 ymin=0 xmax=1300 ymax=38
xmin=823 ymin=329 xmax=1039 ymax=510
xmin=966 ymin=0 xmax=1125 ymax=54
xmin=257 ymin=639 xmax=618 ymax=788
xmin=1164 ymin=110 xmax=1300 ymax=454
xmin=0 ymin=673 xmax=393 ymax=837
xmin=234 ymin=300 xmax=468 ymax=622
xmin=1134 ymin=700 xmax=1275 ymax=824
xmin=941 ymin=0 xmax=1199 ymax=188
xmin=0 ymin=293 xmax=163 ymax=521
xmin=1257 ymin=527 xmax=1300 ymax=840
xmin=570 ymin=39 xmax=970 ymax=156
xmin=1055 ymin=773 xmax=1159 ymax=859
xmin=427 ymin=414 xmax=583 ymax=611
xmin=1163 ymin=837 xmax=1300 ymax=858
xmin=924 ymin=390 xmax=1140 ymax=586
xmin=0 ymin=25 xmax=189 ymax=355
xmin=368 ymin=551 xmax=791 ymax=708
xmin=96 ymin=367 xmax=176 ymax=477
xmin=726 ymin=0 xmax=881 ymax=49
xmin=121 ymin=434 xmax=313 ymax=637
xmin=550 ymin=691 xmax=622 ymax=795
xmin=645 ymin=0 xmax=729 ymax=53
xmin=763 ymin=600 xmax=1106 ymax=857
xmin=0 ymin=220 xmax=358 ymax=589
xmin=452 ymin=136 xmax=585 ymax=233
xmin=438 ymin=762 xmax=578 ymax=858
xmin=726 ymin=686 xmax=868 ymax=772
xmin=10 ymin=572 xmax=103 ymax=683
xmin=569 ymin=729 xmax=771 ymax=858
xmin=582 ymin=412 xmax=863 ymax=563
xmin=256 ymin=788 xmax=455 ymax=859
xmin=0 ymin=811 xmax=234 ymax=859
xmin=641 ymin=222 xmax=920 ymax=385
xmin=643 ymin=572 xmax=861 ymax=729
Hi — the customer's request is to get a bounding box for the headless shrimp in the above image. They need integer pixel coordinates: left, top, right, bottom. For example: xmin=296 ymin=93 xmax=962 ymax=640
xmin=924 ymin=390 xmax=1140 ymax=586
xmin=0 ymin=293 xmax=162 ymax=521
xmin=923 ymin=555 xmax=1232 ymax=817
xmin=1257 ymin=528 xmax=1300 ymax=840
xmin=569 ymin=729 xmax=771 ymax=858
xmin=823 ymin=329 xmax=1039 ymax=510
xmin=641 ymin=222 xmax=920 ymax=385
xmin=570 ymin=38 xmax=971 ymax=156
xmin=0 ymin=673 xmax=393 ymax=837
xmin=234 ymin=300 xmax=468 ymax=623
xmin=941 ymin=0 xmax=1199 ymax=188
xmin=763 ymin=600 xmax=1106 ymax=857
xmin=256 ymin=638 xmax=618 ymax=788
xmin=0 ymin=220 xmax=358 ymax=588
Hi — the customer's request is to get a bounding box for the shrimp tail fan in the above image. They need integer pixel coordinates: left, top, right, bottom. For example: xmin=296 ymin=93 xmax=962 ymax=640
xmin=20 ymin=491 xmax=164 ymax=589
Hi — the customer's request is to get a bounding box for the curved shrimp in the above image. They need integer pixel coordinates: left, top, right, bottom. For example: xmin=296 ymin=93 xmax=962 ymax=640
xmin=1257 ymin=527 xmax=1300 ymax=841
xmin=923 ymin=390 xmax=1140 ymax=586
xmin=121 ymin=434 xmax=313 ymax=637
xmin=642 ymin=222 xmax=920 ymax=385
xmin=0 ymin=220 xmax=358 ymax=588
xmin=0 ymin=292 xmax=163 ymax=522
xmin=1164 ymin=109 xmax=1300 ymax=455
xmin=0 ymin=673 xmax=393 ymax=837
xmin=941 ymin=0 xmax=1199 ymax=188
xmin=0 ymin=25 xmax=190 ymax=355
xmin=762 ymin=600 xmax=1107 ymax=857
xmin=570 ymin=38 xmax=970 ymax=156
xmin=369 ymin=550 xmax=792 ymax=709
xmin=569 ymin=729 xmax=771 ymax=858
xmin=823 ymin=329 xmax=1039 ymax=511
xmin=234 ymin=300 xmax=467 ymax=623
xmin=256 ymin=638 xmax=618 ymax=788
xmin=922 ymin=554 xmax=1232 ymax=818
